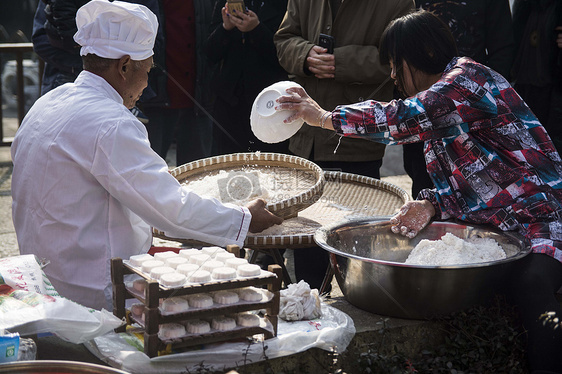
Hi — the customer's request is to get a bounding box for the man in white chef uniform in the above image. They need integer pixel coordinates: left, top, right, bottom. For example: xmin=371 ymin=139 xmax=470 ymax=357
xmin=10 ymin=0 xmax=282 ymax=311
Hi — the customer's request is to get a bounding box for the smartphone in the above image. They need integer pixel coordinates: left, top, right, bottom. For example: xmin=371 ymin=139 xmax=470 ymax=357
xmin=318 ymin=33 xmax=335 ymax=54
xmin=227 ymin=0 xmax=246 ymax=15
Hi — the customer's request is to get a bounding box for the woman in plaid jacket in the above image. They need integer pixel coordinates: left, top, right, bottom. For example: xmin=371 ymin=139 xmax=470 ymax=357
xmin=277 ymin=10 xmax=562 ymax=373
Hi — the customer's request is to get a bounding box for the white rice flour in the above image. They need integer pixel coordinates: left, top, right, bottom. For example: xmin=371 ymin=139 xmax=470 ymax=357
xmin=405 ymin=232 xmax=506 ymax=266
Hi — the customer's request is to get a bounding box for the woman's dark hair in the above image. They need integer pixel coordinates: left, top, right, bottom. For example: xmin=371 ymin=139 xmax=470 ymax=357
xmin=379 ymin=9 xmax=458 ymax=94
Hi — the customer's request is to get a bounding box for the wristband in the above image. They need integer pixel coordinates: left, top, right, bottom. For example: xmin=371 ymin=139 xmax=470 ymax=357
xmin=320 ymin=111 xmax=331 ymax=129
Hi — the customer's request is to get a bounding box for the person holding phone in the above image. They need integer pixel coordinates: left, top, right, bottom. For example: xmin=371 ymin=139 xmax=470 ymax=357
xmin=273 ymin=0 xmax=414 ymax=292
xmin=205 ymin=0 xmax=289 ymax=156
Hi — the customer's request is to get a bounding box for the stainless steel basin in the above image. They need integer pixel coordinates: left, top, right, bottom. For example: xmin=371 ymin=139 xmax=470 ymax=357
xmin=314 ymin=219 xmax=531 ymax=319
xmin=0 ymin=360 xmax=129 ymax=373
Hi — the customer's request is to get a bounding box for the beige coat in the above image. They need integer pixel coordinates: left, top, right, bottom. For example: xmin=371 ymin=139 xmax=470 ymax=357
xmin=274 ymin=0 xmax=414 ymax=162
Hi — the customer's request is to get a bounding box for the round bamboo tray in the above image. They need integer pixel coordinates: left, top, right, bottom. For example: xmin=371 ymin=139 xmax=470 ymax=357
xmin=168 ymin=152 xmax=325 ymax=218
xmin=154 ymin=170 xmax=409 ymax=249
xmin=244 ymin=171 xmax=411 ymax=248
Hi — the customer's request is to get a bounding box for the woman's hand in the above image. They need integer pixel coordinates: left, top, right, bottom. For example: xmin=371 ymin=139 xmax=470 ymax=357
xmin=390 ymin=200 xmax=435 ymax=238
xmin=276 ymin=87 xmax=333 ymax=129
xmin=222 ymin=6 xmax=235 ymax=30
xmin=230 ymin=9 xmax=260 ymax=32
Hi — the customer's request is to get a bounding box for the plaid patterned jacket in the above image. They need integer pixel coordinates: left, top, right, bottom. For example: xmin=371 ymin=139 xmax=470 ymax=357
xmin=332 ymin=57 xmax=562 ymax=261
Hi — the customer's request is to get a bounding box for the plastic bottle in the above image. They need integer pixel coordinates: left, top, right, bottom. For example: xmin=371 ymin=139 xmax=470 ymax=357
xmin=17 ymin=337 xmax=37 ymax=361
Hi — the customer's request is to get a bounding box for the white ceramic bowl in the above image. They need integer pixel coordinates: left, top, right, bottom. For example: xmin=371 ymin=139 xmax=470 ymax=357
xmin=250 ymin=81 xmax=305 ymax=143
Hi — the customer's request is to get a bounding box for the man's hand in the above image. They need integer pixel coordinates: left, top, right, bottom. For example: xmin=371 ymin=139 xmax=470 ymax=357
xmin=246 ymin=199 xmax=283 ymax=233
xmin=390 ymin=200 xmax=435 ymax=238
xmin=305 ymin=46 xmax=335 ymax=79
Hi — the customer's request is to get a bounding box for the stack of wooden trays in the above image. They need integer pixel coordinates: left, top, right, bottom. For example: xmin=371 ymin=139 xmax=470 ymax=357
xmin=111 ymin=245 xmax=282 ymax=358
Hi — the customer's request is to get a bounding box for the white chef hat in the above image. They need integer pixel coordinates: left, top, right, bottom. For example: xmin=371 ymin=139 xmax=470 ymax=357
xmin=73 ymin=0 xmax=158 ymax=61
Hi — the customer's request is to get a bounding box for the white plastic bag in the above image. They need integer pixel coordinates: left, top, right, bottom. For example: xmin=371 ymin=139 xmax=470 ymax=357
xmin=0 ymin=254 xmax=53 ymax=295
xmin=0 ymin=255 xmax=124 ymax=343
xmin=86 ymin=303 xmax=355 ymax=374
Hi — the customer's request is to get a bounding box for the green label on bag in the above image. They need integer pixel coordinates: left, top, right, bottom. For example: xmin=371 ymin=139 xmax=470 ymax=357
xmin=1 ymin=333 xmax=20 ymax=363
xmin=5 ymin=345 xmax=15 ymax=357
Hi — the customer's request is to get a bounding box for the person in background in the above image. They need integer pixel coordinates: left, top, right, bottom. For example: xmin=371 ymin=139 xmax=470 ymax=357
xmin=205 ymin=0 xmax=290 ymax=156
xmin=277 ymin=10 xmax=562 ymax=373
xmin=0 ymin=0 xmax=36 ymax=41
xmin=139 ymin=0 xmax=216 ymax=167
xmin=31 ymin=0 xmax=86 ymax=95
xmin=511 ymin=0 xmax=562 ymax=154
xmin=404 ymin=0 xmax=516 ymax=198
xmin=273 ymin=0 xmax=414 ymax=291
xmin=417 ymin=0 xmax=514 ymax=79
xmin=11 ymin=0 xmax=282 ymax=311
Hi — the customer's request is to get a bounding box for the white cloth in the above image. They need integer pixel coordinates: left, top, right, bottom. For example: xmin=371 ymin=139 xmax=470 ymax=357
xmin=11 ymin=71 xmax=251 ymax=311
xmin=279 ymin=280 xmax=322 ymax=321
xmin=74 ymin=0 xmax=158 ymax=60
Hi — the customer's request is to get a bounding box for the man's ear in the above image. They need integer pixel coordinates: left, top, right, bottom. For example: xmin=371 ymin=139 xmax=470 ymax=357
xmin=117 ymin=55 xmax=132 ymax=79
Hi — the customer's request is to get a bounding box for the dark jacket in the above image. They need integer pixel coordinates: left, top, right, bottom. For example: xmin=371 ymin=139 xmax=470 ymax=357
xmin=32 ymin=0 xmax=84 ymax=93
xmin=415 ymin=0 xmax=515 ymax=80
xmin=205 ymin=0 xmax=288 ymax=107
xmin=42 ymin=0 xmax=89 ymax=50
xmin=512 ymin=0 xmax=562 ymax=87
xmin=141 ymin=0 xmax=216 ymax=116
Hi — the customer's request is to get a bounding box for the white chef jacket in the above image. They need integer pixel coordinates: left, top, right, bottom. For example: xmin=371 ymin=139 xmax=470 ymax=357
xmin=11 ymin=71 xmax=251 ymax=310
